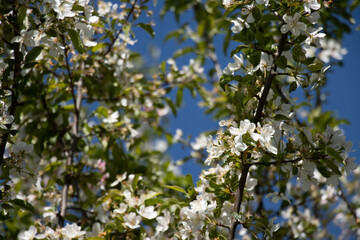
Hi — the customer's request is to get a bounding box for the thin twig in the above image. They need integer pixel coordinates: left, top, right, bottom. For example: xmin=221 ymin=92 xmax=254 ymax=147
xmin=338 ymin=182 xmax=359 ymax=225
xmin=103 ymin=0 xmax=138 ymax=57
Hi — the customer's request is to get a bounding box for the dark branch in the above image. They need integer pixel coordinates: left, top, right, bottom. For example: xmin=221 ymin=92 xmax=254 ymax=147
xmin=228 ymin=32 xmax=288 ymax=240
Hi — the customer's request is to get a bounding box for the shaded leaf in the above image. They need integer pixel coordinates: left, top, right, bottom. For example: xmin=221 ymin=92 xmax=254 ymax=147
xmin=9 ymin=199 xmax=35 ymax=214
xmin=324 ymin=159 xmax=342 ymax=175
xmin=25 ymin=46 xmax=43 ymax=63
xmin=68 ymin=29 xmax=84 ymax=53
xmin=327 ymin=147 xmax=344 ymax=163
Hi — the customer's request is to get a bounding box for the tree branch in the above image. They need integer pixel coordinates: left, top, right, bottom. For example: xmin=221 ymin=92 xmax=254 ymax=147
xmin=228 ymin=32 xmax=288 ymax=240
xmin=0 ymin=5 xmax=21 ymax=166
xmin=58 ymin=39 xmax=84 ymax=227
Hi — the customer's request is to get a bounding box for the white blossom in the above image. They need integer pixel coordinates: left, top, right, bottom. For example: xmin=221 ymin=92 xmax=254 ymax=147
xmin=244 ymin=175 xmax=258 ymax=191
xmin=52 ymin=0 xmax=76 ymax=20
xmin=61 ymin=223 xmax=86 ymax=240
xmin=222 ymin=0 xmax=232 ymax=8
xmin=205 ymin=136 xmax=225 ymax=165
xmin=304 ymin=0 xmax=321 ymax=13
xmin=103 ymin=111 xmax=119 ymax=124
xmin=254 ymin=52 xmax=273 ymax=72
xmin=156 ymin=210 xmax=171 ymax=233
xmin=35 ymin=227 xmax=59 ymax=240
xmin=191 ymin=134 xmax=207 ymax=151
xmin=256 ymin=0 xmax=269 ymax=6
xmin=18 ymin=226 xmax=37 ymax=240
xmin=281 ymin=13 xmax=306 ymax=37
xmin=307 ymin=11 xmax=320 ymax=24
xmin=13 ymin=141 xmax=34 ymax=154
xmin=231 ymin=17 xmax=250 ymax=33
xmin=266 ymin=192 xmax=291 ymax=204
xmin=305 ymin=27 xmax=326 ymax=48
xmin=137 ymin=204 xmax=158 ymax=219
xmin=123 ymin=212 xmax=142 ymax=229
xmin=226 ymin=54 xmax=244 ymax=74
xmin=0 ymin=113 xmax=14 ymax=129
xmin=319 ymin=39 xmax=348 ymax=63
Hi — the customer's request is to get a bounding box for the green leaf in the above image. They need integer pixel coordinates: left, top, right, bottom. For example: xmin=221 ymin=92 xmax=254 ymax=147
xmin=255 ymin=32 xmax=265 ymax=46
xmin=145 ymin=198 xmax=163 ymax=205
xmin=46 ymin=28 xmax=58 ymax=37
xmin=68 ymin=29 xmax=84 ymax=53
xmin=289 ymin=81 xmax=297 ymax=92
xmin=65 ymin=214 xmax=79 ymax=222
xmin=72 ymin=4 xmax=84 ymax=11
xmin=185 ymin=174 xmax=193 ymax=186
xmin=91 ymin=42 xmax=107 ymax=52
xmin=176 ymin=87 xmax=183 ymax=107
xmin=302 ymin=57 xmax=316 ymax=66
xmin=224 ymin=4 xmax=239 ymax=17
xmin=17 ymin=6 xmax=27 ymax=27
xmin=230 ymin=45 xmax=248 ymax=57
xmin=232 ymin=33 xmax=249 ymax=43
xmin=137 ymin=23 xmax=155 ymax=38
xmin=308 ymin=62 xmax=324 ymax=72
xmin=274 ymin=114 xmax=291 ymax=121
xmin=162 ymin=185 xmax=189 ymax=197
xmin=165 ymin=98 xmax=177 ymax=117
xmin=9 ymin=199 xmax=35 ymax=214
xmin=275 ymin=56 xmax=287 ymax=69
xmin=292 ymin=44 xmax=306 ymax=62
xmin=292 ymin=165 xmax=298 ymax=175
xmin=316 ymin=162 xmax=331 ymax=178
xmin=219 ymin=74 xmax=233 ymax=91
xmin=132 ymin=174 xmax=141 ymax=191
xmin=326 ymin=147 xmax=344 ymax=163
xmin=262 ymin=13 xmax=278 ymax=22
xmin=252 ymin=6 xmax=261 ymax=21
xmin=173 ymin=47 xmax=193 ymax=58
xmin=164 ymin=29 xmax=183 ymax=42
xmin=25 ymin=46 xmax=43 ymax=63
xmin=324 ymin=159 xmax=342 ymax=175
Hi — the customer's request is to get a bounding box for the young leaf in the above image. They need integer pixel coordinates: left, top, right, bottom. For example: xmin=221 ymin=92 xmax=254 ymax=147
xmin=162 ymin=185 xmax=189 ymax=197
xmin=137 ymin=23 xmax=155 ymax=38
xmin=176 ymin=87 xmax=184 ymax=107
